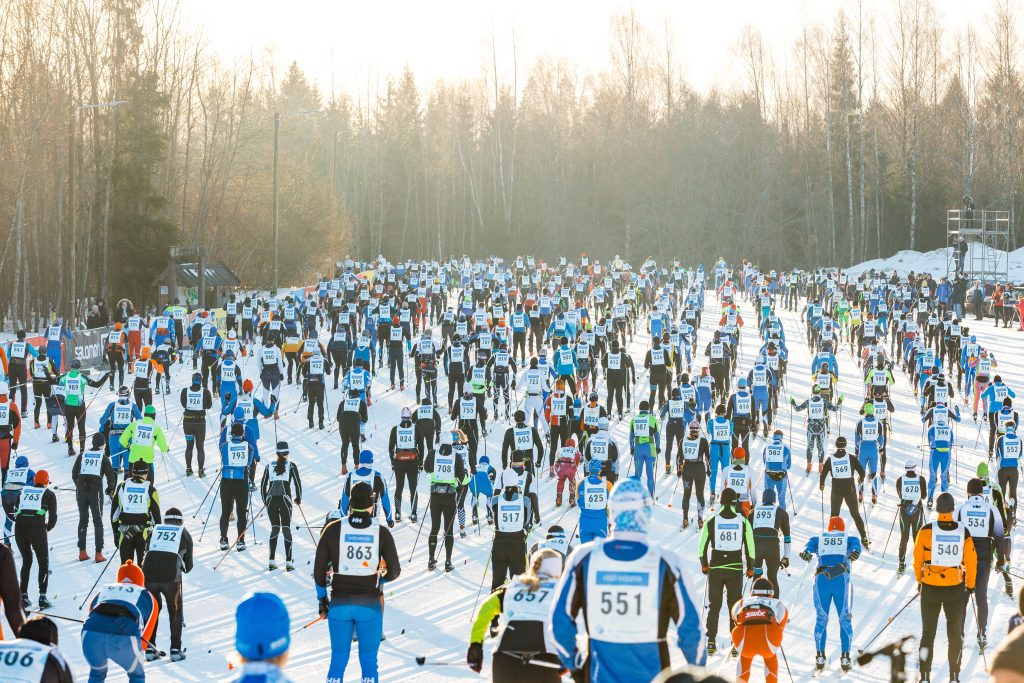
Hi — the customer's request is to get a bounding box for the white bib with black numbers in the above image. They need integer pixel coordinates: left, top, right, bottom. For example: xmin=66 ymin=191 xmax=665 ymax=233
xmin=396 ymin=427 xmax=415 ymax=450
xmin=715 ymin=519 xmax=743 ymax=551
xmin=753 ymin=505 xmax=777 ymax=529
xmin=148 ymin=524 xmax=183 ymax=554
xmin=185 ymin=390 xmax=203 ymax=411
xmin=585 ymin=544 xmax=660 ymax=643
xmin=0 ymin=639 xmax=52 ymax=683
xmin=17 ymin=487 xmax=43 ymax=513
xmin=460 ymin=399 xmax=477 ymax=420
xmin=963 ymin=506 xmax=991 ymax=537
xmin=931 ymin=527 xmax=965 ymax=568
xmin=830 ymin=457 xmax=852 ymax=479
xmin=497 ymin=497 xmax=525 ymax=532
xmin=513 ymin=428 xmax=532 ymax=451
xmin=121 ymin=481 xmax=149 ymax=515
xmin=134 ymin=424 xmax=155 ymax=447
xmin=80 ymin=452 xmax=103 ymax=477
xmin=900 ymin=477 xmax=921 ymax=501
xmin=227 ymin=441 xmax=248 ymax=468
xmin=504 ymin=577 xmax=557 ymax=623
xmin=337 ymin=517 xmax=380 ymax=577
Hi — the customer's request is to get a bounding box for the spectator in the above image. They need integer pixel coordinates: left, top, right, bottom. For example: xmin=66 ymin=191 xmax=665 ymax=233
xmin=973 ymin=282 xmax=986 ymax=320
xmin=1015 ymin=290 xmax=1024 ymax=332
xmin=85 ymin=305 xmax=103 ymax=330
xmin=96 ymin=299 xmax=110 ymax=326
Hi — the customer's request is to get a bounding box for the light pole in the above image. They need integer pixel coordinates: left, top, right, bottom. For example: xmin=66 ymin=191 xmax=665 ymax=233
xmin=272 ymin=110 xmax=314 ymax=293
xmin=68 ymin=100 xmax=127 ymax=323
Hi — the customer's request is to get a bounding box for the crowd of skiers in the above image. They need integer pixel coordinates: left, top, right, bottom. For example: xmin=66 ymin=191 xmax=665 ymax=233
xmin=0 ymin=253 xmax=1020 ymax=683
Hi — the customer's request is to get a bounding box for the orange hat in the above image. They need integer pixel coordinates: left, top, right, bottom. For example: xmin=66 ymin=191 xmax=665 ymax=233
xmin=117 ymin=560 xmax=145 ymax=586
xmin=555 ymin=379 xmax=566 ymax=390
xmin=828 ymin=516 xmax=845 ymax=532
xmin=140 ymin=347 xmax=151 ymax=359
xmin=242 ymin=379 xmax=254 ymax=393
xmin=115 ymin=322 xmax=123 ymax=331
xmin=33 ymin=470 xmax=49 ymax=486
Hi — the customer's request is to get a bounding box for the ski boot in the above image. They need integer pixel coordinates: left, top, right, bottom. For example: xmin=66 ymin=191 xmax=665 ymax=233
xmin=730 ymin=646 xmax=739 ymax=657
xmin=706 ymin=640 xmax=716 ymax=656
xmin=145 ymin=647 xmax=162 ymax=662
xmin=286 ymin=561 xmax=295 ymax=572
xmin=395 ymin=511 xmax=402 ymax=524
xmin=170 ymin=649 xmax=186 ymax=662
xmin=978 ymin=631 xmax=987 ymax=651
xmin=219 ymin=538 xmax=229 ymax=551
xmin=896 ymin=558 xmax=905 ymax=575
xmin=427 ymin=558 xmax=438 ymax=571
xmin=269 ymin=559 xmax=277 ymax=571
xmin=840 ymin=652 xmax=851 ymax=672
xmin=51 ymin=434 xmax=58 ymax=443
xmin=79 ymin=549 xmax=89 ymax=562
xmin=236 ymin=539 xmax=246 ymax=552
xmin=459 ymin=524 xmax=467 ymax=539
xmin=444 ymin=561 xmax=454 ymax=573
xmin=95 ymin=551 xmax=105 ymax=563
xmin=682 ymin=515 xmax=690 ymax=529
xmin=814 ymin=652 xmax=826 ymax=671
xmin=185 ymin=468 xmax=194 ymax=477
xmin=555 ymin=493 xmax=563 ymax=507
xmin=38 ymin=595 xmax=52 ymax=610
xmin=198 ymin=469 xmax=206 ymax=478
xmin=410 ymin=512 xmax=417 ymax=523
xmin=697 ymin=512 xmax=705 ymax=530
xmin=21 ymin=593 xmax=30 ymax=609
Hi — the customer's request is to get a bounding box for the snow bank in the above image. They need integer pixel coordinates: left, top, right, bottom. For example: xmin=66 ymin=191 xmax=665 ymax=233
xmin=844 ymin=243 xmax=1024 ymax=281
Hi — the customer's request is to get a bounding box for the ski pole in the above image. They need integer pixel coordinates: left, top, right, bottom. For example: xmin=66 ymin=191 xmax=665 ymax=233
xmin=413 ymin=657 xmax=463 ymax=667
xmin=214 ymin=502 xmax=267 ymax=570
xmin=880 ymin=506 xmax=900 ymax=559
xmin=971 ymin=593 xmax=988 ymax=670
xmin=78 ymin=546 xmax=120 ymax=610
xmin=468 ymin=551 xmax=492 ymax=623
xmin=192 ymin=470 xmax=222 ymax=518
xmin=819 ymin=487 xmax=825 ymax=531
xmin=779 ymin=645 xmax=795 ymax=683
xmin=856 ymin=591 xmax=919 ymax=654
xmin=198 ymin=482 xmax=221 ymax=542
xmin=408 ymin=506 xmax=429 ymax=563
xmin=291 ymin=615 xmax=325 ymax=634
xmin=786 ymin=476 xmax=798 ymax=517
xmin=295 ymin=502 xmax=318 ymax=545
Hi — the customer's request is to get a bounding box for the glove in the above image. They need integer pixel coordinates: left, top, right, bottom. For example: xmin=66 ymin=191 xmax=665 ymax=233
xmin=799 ymin=551 xmax=812 ymax=562
xmin=746 ymin=569 xmax=754 ymax=578
xmin=789 ymin=397 xmax=796 ymax=406
xmin=223 ymin=393 xmax=232 ymax=403
xmin=753 ymin=568 xmax=763 ymax=577
xmin=467 ymin=642 xmax=483 ymax=673
xmin=966 ymin=587 xmax=975 ymax=595
xmin=700 ymin=563 xmax=709 ymax=575
xmin=295 ymin=499 xmax=302 ymax=506
xmin=780 ymin=557 xmax=790 ymax=569
xmin=387 ymin=519 xmax=395 ymax=529
xmin=818 ymin=484 xmax=824 ymax=492
xmin=270 ymin=395 xmax=278 ymax=405
xmin=11 ymin=442 xmax=17 ymax=450
xmin=318 ymin=597 xmax=330 ymax=617
xmin=511 ymin=382 xmax=517 ymax=391
xmin=850 ymin=550 xmax=861 ymax=561
xmin=838 ymin=395 xmax=845 ymax=403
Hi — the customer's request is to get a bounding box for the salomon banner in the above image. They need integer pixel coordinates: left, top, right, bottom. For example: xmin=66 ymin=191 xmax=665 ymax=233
xmin=68 ymin=326 xmax=112 ymax=370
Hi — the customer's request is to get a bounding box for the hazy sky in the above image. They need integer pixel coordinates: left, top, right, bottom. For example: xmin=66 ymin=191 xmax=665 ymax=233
xmin=180 ymin=0 xmax=992 ymax=98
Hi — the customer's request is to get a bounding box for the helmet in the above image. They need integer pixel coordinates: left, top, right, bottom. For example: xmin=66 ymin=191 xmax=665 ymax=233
xmin=587 ymin=459 xmax=602 ymax=475
xmin=70 ymin=359 xmax=81 ymax=370
xmin=751 ymin=577 xmax=775 ymax=597
xmin=588 ymin=392 xmax=599 ymax=402
xmin=117 ymin=386 xmax=130 ymax=398
xmin=191 ymin=372 xmax=202 ymax=385
xmin=608 ymin=479 xmax=653 ymax=534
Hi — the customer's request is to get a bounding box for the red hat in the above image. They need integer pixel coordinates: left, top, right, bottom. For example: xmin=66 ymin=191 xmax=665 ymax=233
xmin=33 ymin=470 xmax=49 ymax=486
xmin=828 ymin=516 xmax=845 ymax=532
xmin=565 ymin=437 xmax=575 ymax=447
xmin=242 ymin=379 xmax=254 ymax=393
xmin=117 ymin=560 xmax=145 ymax=586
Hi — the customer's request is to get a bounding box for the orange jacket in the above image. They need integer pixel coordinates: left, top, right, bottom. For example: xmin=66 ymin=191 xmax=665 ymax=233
xmin=913 ymin=515 xmax=977 ymax=589
xmin=731 ymin=597 xmax=788 ymax=653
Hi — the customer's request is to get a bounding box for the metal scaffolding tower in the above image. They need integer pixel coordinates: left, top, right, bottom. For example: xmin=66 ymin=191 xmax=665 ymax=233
xmin=946 ymin=209 xmax=1011 ymax=282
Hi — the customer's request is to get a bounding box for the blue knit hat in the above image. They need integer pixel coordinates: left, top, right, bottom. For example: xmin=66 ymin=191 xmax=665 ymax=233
xmin=587 ymin=459 xmax=602 ymax=475
xmin=235 ymin=592 xmax=290 ymax=660
xmin=609 ymin=479 xmax=652 ymax=534
xmin=762 ymin=488 xmax=776 ymax=506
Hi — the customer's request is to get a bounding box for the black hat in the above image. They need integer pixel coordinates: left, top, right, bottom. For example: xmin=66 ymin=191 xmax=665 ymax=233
xmin=91 ymin=432 xmax=106 ymax=449
xmin=130 ymin=459 xmax=149 ymax=476
xmin=936 ymin=492 xmax=955 ymax=513
xmin=349 ymin=482 xmax=375 ymax=511
xmin=719 ymin=487 xmax=738 ymax=507
xmin=276 ymin=441 xmax=289 ymax=457
xmin=966 ymin=478 xmax=983 ymax=496
xmin=20 ymin=615 xmax=58 ymax=645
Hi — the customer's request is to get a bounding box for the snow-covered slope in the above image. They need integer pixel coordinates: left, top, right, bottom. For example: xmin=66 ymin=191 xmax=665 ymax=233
xmin=843 ymin=243 xmax=1024 ymax=281
xmin=17 ymin=290 xmax=1022 ymax=682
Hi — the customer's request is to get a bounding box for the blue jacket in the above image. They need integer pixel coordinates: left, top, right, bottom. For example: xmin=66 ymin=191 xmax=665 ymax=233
xmin=219 ymin=428 xmax=259 ymax=479
xmin=550 ymin=535 xmax=706 ymax=681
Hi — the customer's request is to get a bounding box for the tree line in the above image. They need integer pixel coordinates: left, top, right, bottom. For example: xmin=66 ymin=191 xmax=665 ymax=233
xmin=0 ymin=0 xmax=1021 ymax=325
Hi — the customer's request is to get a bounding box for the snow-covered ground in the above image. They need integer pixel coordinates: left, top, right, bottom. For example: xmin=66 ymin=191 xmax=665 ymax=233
xmin=843 ymin=243 xmax=1024 ymax=281
xmin=18 ymin=289 xmax=1022 ymax=682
